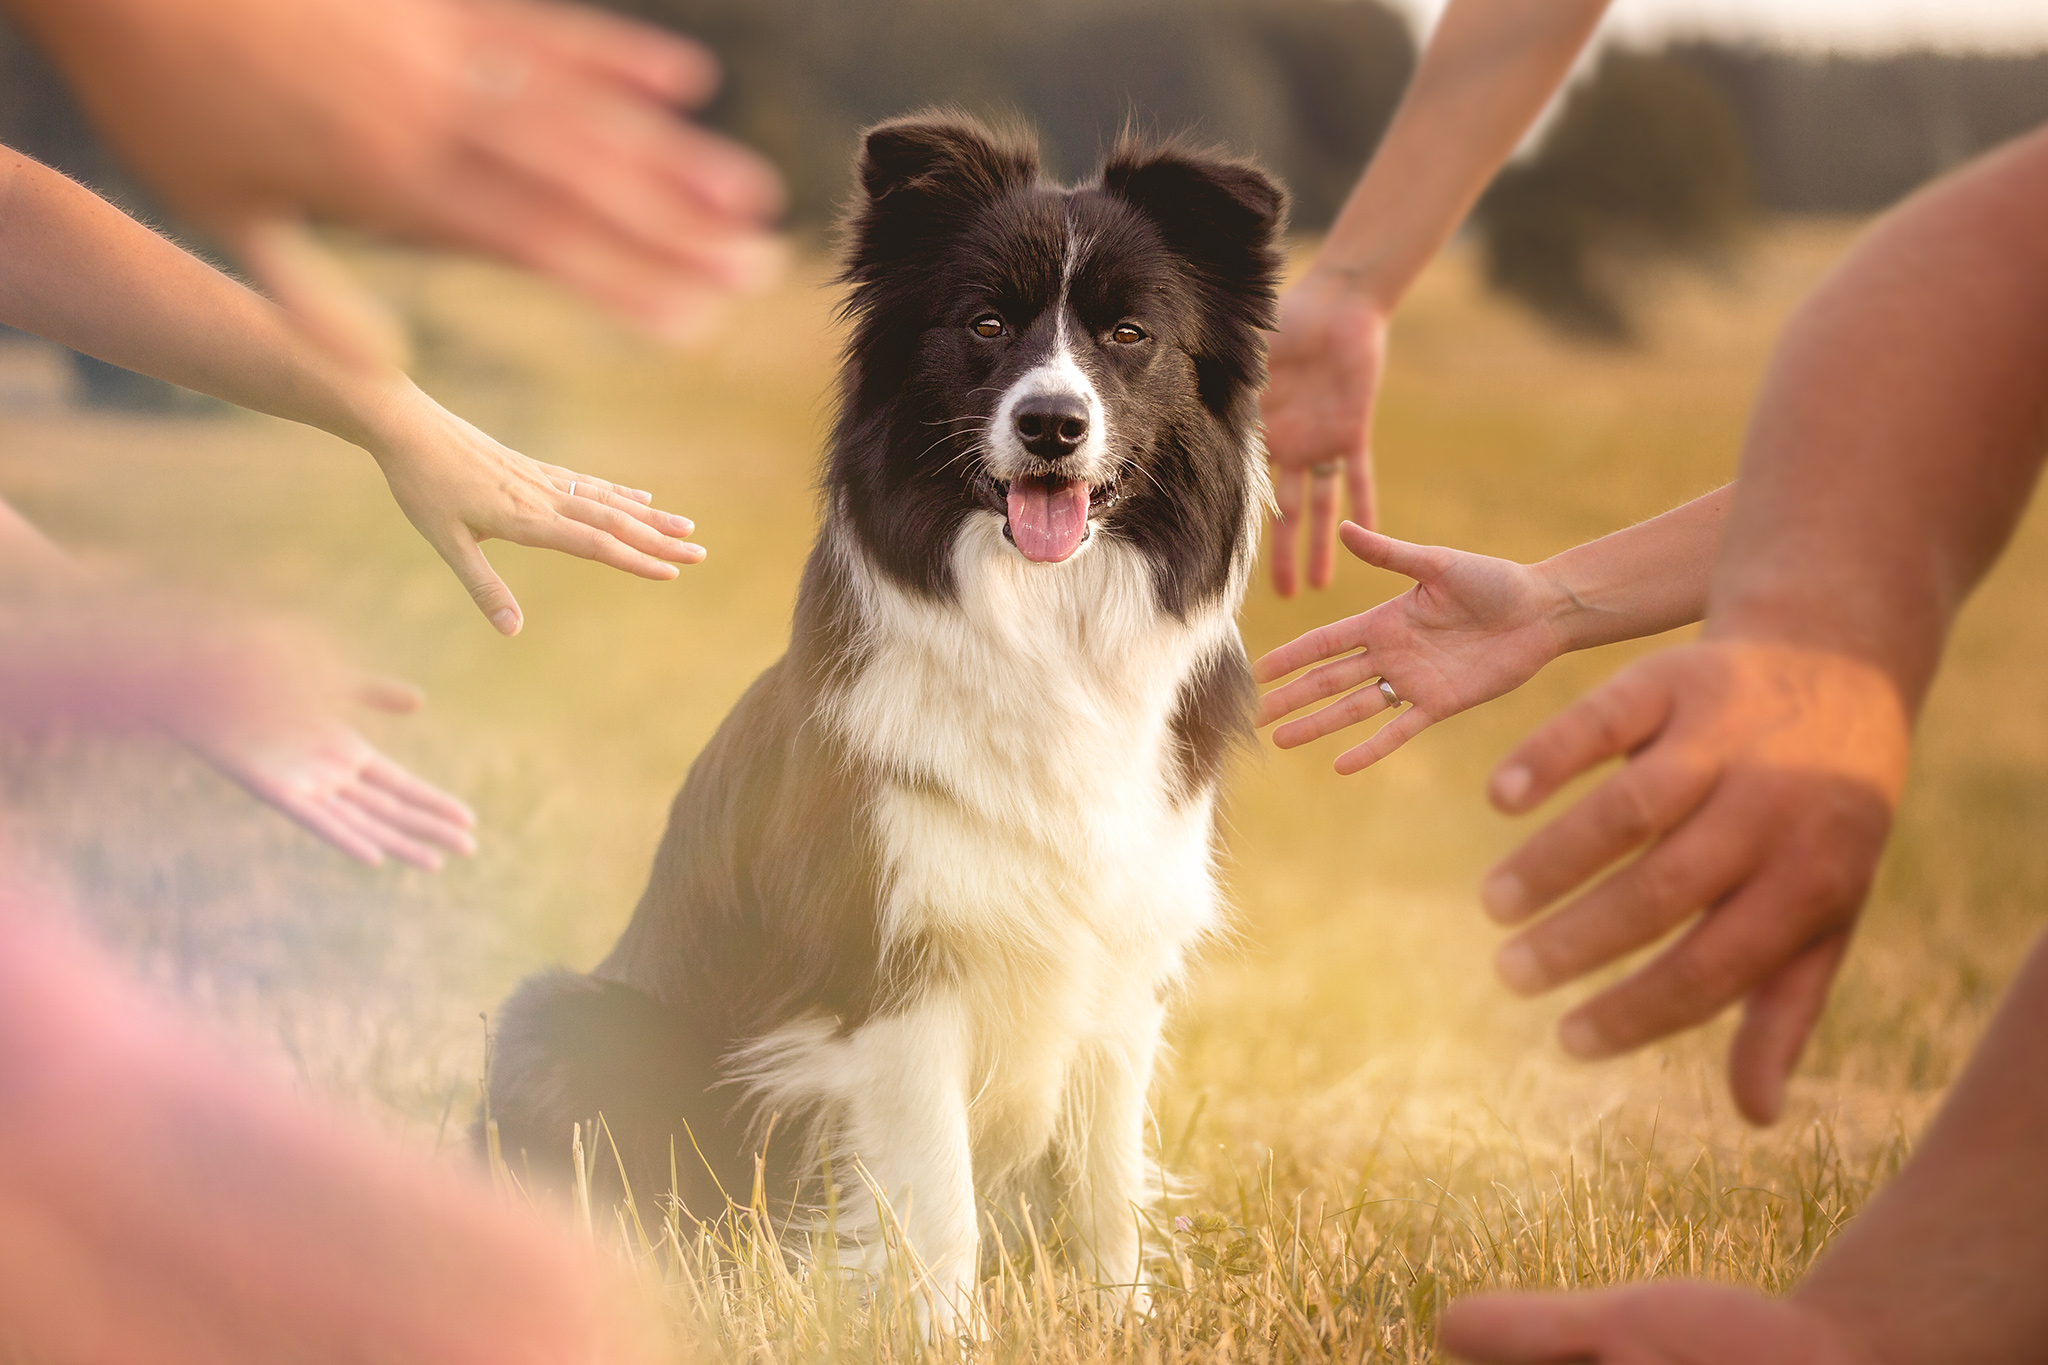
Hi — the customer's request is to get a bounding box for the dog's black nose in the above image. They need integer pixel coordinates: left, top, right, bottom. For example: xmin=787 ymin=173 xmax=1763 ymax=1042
xmin=1013 ymin=394 xmax=1089 ymax=458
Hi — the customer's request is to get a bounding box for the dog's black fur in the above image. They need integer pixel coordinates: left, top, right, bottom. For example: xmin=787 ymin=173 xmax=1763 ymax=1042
xmin=482 ymin=112 xmax=1283 ymax=1216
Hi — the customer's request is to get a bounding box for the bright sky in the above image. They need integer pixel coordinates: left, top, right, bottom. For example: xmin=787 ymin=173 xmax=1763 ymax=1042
xmin=1399 ymin=0 xmax=2048 ymax=51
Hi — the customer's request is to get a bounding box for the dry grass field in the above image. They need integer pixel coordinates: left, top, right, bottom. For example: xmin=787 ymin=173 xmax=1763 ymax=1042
xmin=3 ymin=224 xmax=2044 ymax=1361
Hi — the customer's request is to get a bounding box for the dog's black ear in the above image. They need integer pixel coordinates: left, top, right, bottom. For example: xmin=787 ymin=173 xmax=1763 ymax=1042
xmin=843 ymin=112 xmax=1039 ymax=279
xmin=1101 ymin=139 xmax=1287 ymax=329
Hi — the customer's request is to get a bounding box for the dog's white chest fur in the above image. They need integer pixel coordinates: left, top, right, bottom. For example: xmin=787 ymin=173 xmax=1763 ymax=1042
xmin=737 ymin=508 xmax=1239 ymax=1316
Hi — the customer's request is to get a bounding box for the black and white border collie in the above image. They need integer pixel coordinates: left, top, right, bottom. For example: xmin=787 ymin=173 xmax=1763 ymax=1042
xmin=486 ymin=112 xmax=1283 ymax=1326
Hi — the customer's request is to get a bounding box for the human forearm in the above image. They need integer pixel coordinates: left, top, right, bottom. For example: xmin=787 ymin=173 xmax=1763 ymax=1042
xmin=0 ymin=150 xmax=391 ymax=443
xmin=1794 ymin=928 xmax=2048 ymax=1363
xmin=1309 ymin=0 xmax=1610 ymax=308
xmin=1708 ymin=129 xmax=2048 ymax=710
xmin=1538 ymin=484 xmax=1727 ymax=654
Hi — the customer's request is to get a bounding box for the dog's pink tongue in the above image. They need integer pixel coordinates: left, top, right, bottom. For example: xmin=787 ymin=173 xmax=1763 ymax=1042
xmin=1007 ymin=480 xmax=1090 ymax=563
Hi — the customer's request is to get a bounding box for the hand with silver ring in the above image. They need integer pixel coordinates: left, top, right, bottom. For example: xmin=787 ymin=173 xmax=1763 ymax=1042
xmin=1254 ymin=522 xmax=1567 ymax=774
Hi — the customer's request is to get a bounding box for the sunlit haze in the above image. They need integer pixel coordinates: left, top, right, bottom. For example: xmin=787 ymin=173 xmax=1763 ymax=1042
xmin=1401 ymin=0 xmax=2048 ymax=50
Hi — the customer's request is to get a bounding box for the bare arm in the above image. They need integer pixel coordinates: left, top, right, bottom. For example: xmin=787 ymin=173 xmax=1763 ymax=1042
xmin=1485 ymin=126 xmax=2048 ymax=1125
xmin=1262 ymin=0 xmax=1611 ymax=593
xmin=1256 ymin=485 xmax=1726 ymax=772
xmin=0 ymin=148 xmax=704 ymax=634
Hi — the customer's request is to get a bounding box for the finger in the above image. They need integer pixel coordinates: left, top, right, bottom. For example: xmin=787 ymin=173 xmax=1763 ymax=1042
xmin=332 ymin=790 xmax=448 ymax=872
xmin=1306 ymin=470 xmax=1340 ymax=590
xmin=363 ymin=756 xmax=477 ymax=830
xmin=1334 ymin=706 xmax=1433 ymax=775
xmin=549 ymin=499 xmax=703 ymax=567
xmin=423 ymin=152 xmax=762 ymax=341
xmin=338 ymin=780 xmax=477 ymax=859
xmin=1257 ymin=648 xmax=1376 ymax=726
xmin=535 ymin=462 xmax=653 ymax=505
xmin=470 ymin=88 xmax=785 ymax=267
xmin=1346 ymin=449 xmax=1377 ymax=533
xmin=485 ymin=0 xmax=724 ymax=107
xmin=525 ymin=515 xmax=685 ymax=581
xmin=266 ymin=790 xmax=388 ymax=867
xmin=1558 ymin=859 xmax=1829 ymax=1060
xmin=438 ymin=532 xmax=523 ymax=635
xmin=1337 ymin=522 xmax=1456 ymax=582
xmin=1271 ymin=671 xmax=1392 ymax=748
xmin=231 ymin=217 xmax=411 ymax=372
xmin=356 ymin=676 xmax=425 ymax=715
xmin=1252 ymin=614 xmax=1372 ymax=685
xmin=1438 ymin=1289 xmax=1618 ymax=1363
xmin=1488 ymin=667 xmax=1675 ymax=814
xmin=1494 ymin=784 xmax=1763 ymax=994
xmin=1729 ymin=933 xmax=1849 ymax=1126
xmin=560 ymin=478 xmax=695 ymax=538
xmin=1269 ymin=467 xmax=1306 ymax=597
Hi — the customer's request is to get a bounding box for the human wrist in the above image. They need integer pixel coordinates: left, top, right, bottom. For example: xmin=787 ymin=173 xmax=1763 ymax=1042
xmin=1530 ymin=554 xmax=1625 ymax=657
xmin=1298 ymin=256 xmax=1403 ymax=321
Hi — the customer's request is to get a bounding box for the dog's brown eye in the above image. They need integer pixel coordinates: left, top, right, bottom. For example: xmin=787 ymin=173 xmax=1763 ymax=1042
xmin=971 ymin=314 xmax=1005 ymax=339
xmin=1112 ymin=323 xmax=1146 ymax=345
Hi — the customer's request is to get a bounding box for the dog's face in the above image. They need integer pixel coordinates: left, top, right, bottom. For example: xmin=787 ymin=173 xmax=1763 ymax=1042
xmin=831 ymin=115 xmax=1284 ymax=616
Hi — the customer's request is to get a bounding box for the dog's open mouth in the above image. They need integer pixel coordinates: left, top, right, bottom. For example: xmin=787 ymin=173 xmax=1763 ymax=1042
xmin=991 ymin=474 xmax=1121 ymax=564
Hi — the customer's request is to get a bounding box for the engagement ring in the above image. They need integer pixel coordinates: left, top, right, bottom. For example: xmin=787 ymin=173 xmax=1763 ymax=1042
xmin=566 ymin=481 xmax=577 ymax=498
xmin=1377 ymin=679 xmax=1399 ymax=707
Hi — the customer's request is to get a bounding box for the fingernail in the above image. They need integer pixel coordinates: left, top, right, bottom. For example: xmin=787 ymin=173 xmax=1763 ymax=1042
xmin=1492 ymin=765 xmax=1532 ymax=807
xmin=633 ymin=488 xmax=653 ymax=502
xmin=681 ymin=543 xmax=707 ymax=563
xmin=666 ymin=512 xmax=694 ymax=534
xmin=1480 ymin=871 xmax=1525 ymax=922
xmin=1494 ymin=939 xmax=1545 ymax=994
xmin=491 ymin=608 xmax=521 ymax=636
xmin=1559 ymin=1016 xmax=1605 ymax=1058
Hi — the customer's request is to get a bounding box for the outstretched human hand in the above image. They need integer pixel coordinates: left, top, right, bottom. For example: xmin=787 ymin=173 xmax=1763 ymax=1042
xmin=167 ymin=672 xmax=476 ymax=872
xmin=352 ymin=381 xmax=703 ymax=633
xmin=1483 ymin=640 xmax=1910 ymax=1125
xmin=12 ymin=0 xmax=784 ymax=362
xmin=1261 ymin=272 xmax=1387 ymax=594
xmin=1439 ymin=1281 xmax=1874 ymax=1364
xmin=1255 ymin=523 xmax=1565 ymax=773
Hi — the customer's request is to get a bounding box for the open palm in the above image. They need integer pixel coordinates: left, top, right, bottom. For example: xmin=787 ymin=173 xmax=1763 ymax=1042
xmin=1254 ymin=523 xmax=1565 ymax=773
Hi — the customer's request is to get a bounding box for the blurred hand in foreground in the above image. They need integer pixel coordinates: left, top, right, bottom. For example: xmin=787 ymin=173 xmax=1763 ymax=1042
xmin=1255 ymin=523 xmax=1564 ymax=773
xmin=0 ymin=512 xmax=475 ymax=871
xmin=5 ymin=0 xmax=785 ymax=362
xmin=163 ymin=664 xmax=477 ymax=873
xmin=0 ymin=904 xmax=667 ymax=1365
xmin=1482 ymin=640 xmax=1909 ymax=1125
xmin=1261 ymin=273 xmax=1387 ymax=594
xmin=1439 ymin=1282 xmax=1874 ymax=1364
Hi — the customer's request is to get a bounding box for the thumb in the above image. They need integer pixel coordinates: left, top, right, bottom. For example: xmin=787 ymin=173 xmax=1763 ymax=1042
xmin=1729 ymin=934 xmax=1849 ymax=1126
xmin=1337 ymin=522 xmax=1451 ymax=581
xmin=440 ymin=533 xmax=524 ymax=636
xmin=356 ymin=675 xmax=425 ymax=714
xmin=231 ymin=215 xmax=412 ymax=373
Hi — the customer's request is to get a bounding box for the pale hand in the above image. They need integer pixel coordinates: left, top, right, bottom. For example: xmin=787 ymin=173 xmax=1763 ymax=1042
xmin=1440 ymin=1282 xmax=1876 ymax=1364
xmin=1483 ymin=640 xmax=1911 ymax=1124
xmin=1255 ymin=523 xmax=1565 ymax=774
xmin=24 ymin=0 xmax=785 ymax=360
xmin=170 ymin=675 xmax=476 ymax=872
xmin=357 ymin=380 xmax=704 ymax=634
xmin=1260 ymin=270 xmax=1387 ymax=594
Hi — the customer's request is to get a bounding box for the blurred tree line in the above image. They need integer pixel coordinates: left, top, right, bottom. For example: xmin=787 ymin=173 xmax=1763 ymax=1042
xmin=5 ymin=4 xmax=2048 ymax=363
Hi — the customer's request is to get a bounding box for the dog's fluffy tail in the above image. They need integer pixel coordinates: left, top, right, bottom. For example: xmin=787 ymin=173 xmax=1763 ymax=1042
xmin=479 ymin=970 xmax=748 ymax=1217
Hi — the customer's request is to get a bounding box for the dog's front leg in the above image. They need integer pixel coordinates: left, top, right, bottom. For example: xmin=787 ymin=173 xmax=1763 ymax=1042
xmin=838 ymin=998 xmax=980 ymax=1335
xmin=1065 ymin=1004 xmax=1165 ymax=1311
